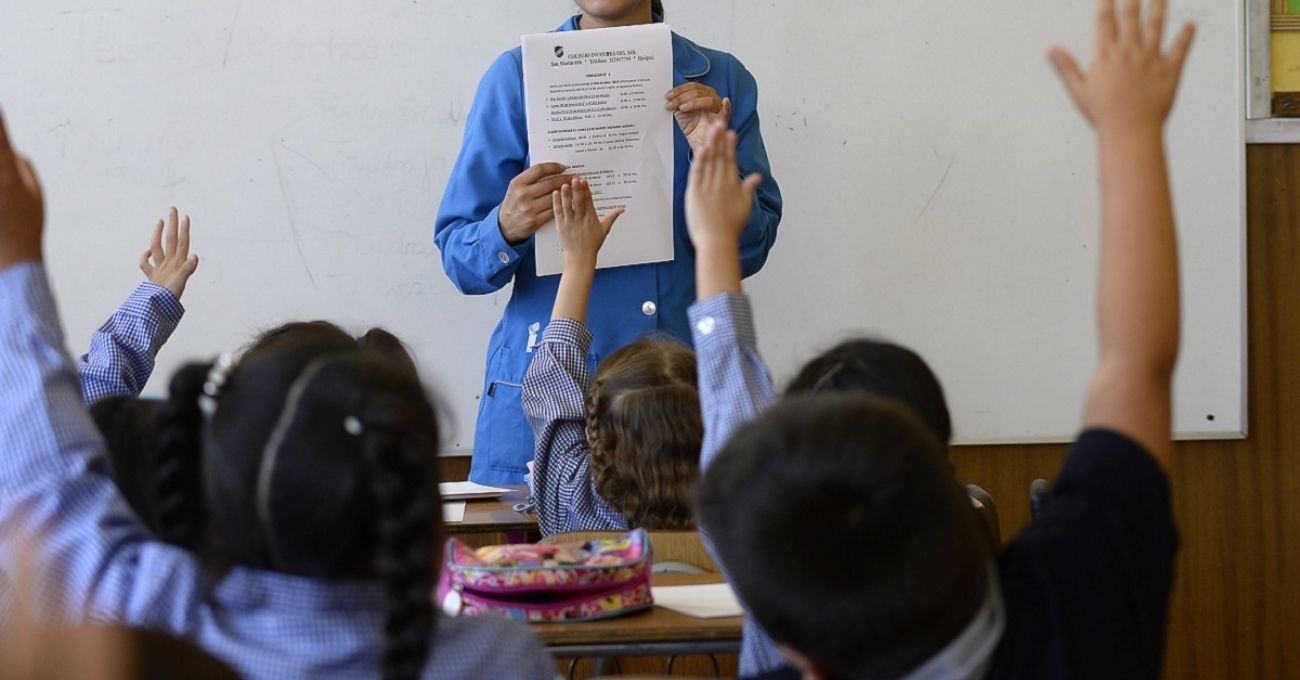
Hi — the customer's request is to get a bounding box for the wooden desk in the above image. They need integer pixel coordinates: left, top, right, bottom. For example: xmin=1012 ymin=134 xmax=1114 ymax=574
xmin=447 ymin=485 xmax=538 ymax=535
xmin=534 ymin=573 xmax=743 ymax=659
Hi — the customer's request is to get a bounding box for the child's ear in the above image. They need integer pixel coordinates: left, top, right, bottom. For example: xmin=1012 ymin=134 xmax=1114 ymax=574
xmin=776 ymin=643 xmax=832 ymax=680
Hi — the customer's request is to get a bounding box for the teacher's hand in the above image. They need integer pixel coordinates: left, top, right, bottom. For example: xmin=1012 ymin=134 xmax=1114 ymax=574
xmin=666 ymin=83 xmax=731 ymax=153
xmin=499 ymin=162 xmax=576 ymax=245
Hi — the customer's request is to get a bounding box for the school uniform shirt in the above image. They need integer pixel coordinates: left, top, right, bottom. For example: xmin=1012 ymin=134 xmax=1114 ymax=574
xmin=0 ymin=280 xmax=183 ymax=625
xmin=689 ymin=294 xmax=1179 ymax=680
xmin=435 ymin=14 xmax=782 ymax=485
xmin=521 ymin=318 xmax=631 ymax=536
xmin=0 ymin=263 xmax=558 ymax=680
xmin=77 ymin=281 xmax=186 ymax=405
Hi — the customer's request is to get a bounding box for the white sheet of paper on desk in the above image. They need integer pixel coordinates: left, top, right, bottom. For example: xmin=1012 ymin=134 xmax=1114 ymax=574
xmin=652 ymin=583 xmax=744 ymax=619
xmin=439 ymin=481 xmax=509 ymax=501
xmin=522 ymin=23 xmax=675 ymax=276
xmin=442 ymin=501 xmax=467 ymax=523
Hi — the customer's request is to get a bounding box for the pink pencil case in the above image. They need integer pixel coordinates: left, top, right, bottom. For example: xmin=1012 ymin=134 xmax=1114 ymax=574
xmin=437 ymin=529 xmax=654 ymax=623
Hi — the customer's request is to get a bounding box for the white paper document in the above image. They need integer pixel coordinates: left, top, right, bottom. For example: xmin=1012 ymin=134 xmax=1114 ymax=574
xmin=522 ymin=23 xmax=675 ymax=276
xmin=442 ymin=501 xmax=467 ymax=523
xmin=439 ymin=481 xmax=509 ymax=501
xmin=652 ymin=583 xmax=744 ymax=619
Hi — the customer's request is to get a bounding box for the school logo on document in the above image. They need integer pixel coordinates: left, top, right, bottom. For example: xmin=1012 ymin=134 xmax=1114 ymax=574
xmin=554 ymin=45 xmax=565 ymax=58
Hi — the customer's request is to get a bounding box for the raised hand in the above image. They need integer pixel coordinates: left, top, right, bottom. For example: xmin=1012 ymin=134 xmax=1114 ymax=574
xmin=553 ymin=177 xmax=624 ymax=270
xmin=685 ymin=121 xmax=764 ymax=254
xmin=499 ymin=162 xmax=578 ymax=245
xmin=1047 ymin=0 xmax=1195 ymax=134
xmin=666 ymin=83 xmax=732 ymax=153
xmin=140 ymin=207 xmax=200 ymax=298
xmin=0 ymin=106 xmax=45 ymax=271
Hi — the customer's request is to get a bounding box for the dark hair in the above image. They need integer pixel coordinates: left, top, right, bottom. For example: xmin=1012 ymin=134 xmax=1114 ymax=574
xmin=787 ymin=339 xmax=953 ymax=446
xmin=586 ymin=337 xmax=701 ymax=530
xmin=156 ymin=321 xmax=437 ymax=680
xmin=652 ymin=0 xmax=664 ymax=18
xmin=91 ymin=397 xmax=164 ymax=533
xmin=696 ymin=394 xmax=991 ymax=679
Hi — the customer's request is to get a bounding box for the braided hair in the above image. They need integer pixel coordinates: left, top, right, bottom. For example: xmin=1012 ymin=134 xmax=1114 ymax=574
xmin=149 ymin=321 xmax=436 ymax=680
xmin=585 ymin=336 xmax=701 ymax=530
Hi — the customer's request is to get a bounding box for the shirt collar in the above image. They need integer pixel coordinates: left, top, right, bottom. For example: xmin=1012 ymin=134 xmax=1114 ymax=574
xmin=555 ymin=15 xmax=711 ymax=80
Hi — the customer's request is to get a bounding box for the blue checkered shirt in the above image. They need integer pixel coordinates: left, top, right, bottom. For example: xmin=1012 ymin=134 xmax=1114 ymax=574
xmin=521 ymin=318 xmax=630 ymax=536
xmin=689 ymin=293 xmax=789 ymax=676
xmin=76 ymin=281 xmax=185 ymax=405
xmin=0 ymin=263 xmax=558 ymax=680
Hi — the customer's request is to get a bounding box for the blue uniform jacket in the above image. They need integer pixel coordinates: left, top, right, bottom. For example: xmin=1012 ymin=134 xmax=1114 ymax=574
xmin=435 ymin=15 xmax=783 ymax=484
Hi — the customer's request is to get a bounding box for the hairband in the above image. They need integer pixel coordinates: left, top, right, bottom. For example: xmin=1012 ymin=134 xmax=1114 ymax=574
xmin=197 ymin=353 xmax=240 ymax=419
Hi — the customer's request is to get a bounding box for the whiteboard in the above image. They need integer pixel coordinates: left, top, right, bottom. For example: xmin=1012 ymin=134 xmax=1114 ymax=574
xmin=0 ymin=0 xmax=1244 ymax=448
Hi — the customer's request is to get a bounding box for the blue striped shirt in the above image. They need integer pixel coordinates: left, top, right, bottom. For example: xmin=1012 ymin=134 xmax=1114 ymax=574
xmin=688 ymin=292 xmax=788 ymax=675
xmin=521 ymin=318 xmax=630 ymax=536
xmin=0 ymin=263 xmax=557 ymax=680
xmin=76 ymin=281 xmax=185 ymax=404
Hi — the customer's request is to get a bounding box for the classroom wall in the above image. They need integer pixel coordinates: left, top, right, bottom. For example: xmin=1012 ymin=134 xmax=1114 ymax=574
xmin=951 ymin=144 xmax=1300 ymax=679
xmin=441 ymin=146 xmax=1299 ymax=678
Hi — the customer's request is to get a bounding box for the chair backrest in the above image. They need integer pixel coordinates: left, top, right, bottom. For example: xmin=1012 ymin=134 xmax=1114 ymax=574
xmin=540 ymin=530 xmax=719 ymax=573
xmin=965 ymin=484 xmax=1001 ymax=547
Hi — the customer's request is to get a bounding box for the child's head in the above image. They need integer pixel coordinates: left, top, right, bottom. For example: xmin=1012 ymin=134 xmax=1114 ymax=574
xmin=586 ymin=336 xmax=701 ymax=530
xmin=697 ymin=393 xmax=993 ymax=679
xmin=787 ymin=339 xmax=952 ymax=447
xmin=157 ymin=321 xmax=436 ymax=680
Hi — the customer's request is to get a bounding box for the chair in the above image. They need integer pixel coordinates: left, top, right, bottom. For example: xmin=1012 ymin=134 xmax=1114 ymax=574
xmin=965 ymin=484 xmax=1001 ymax=547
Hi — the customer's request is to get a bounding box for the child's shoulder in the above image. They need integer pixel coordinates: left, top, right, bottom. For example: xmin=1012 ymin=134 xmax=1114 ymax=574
xmin=427 ymin=614 xmax=552 ymax=678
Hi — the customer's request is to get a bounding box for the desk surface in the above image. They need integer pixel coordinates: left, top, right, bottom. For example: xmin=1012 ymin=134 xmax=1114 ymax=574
xmin=533 ymin=573 xmax=743 ymax=651
xmin=450 ymin=485 xmax=537 ymax=535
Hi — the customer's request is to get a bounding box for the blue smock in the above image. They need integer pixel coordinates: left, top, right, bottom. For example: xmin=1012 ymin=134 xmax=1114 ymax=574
xmin=435 ymin=15 xmax=783 ymax=484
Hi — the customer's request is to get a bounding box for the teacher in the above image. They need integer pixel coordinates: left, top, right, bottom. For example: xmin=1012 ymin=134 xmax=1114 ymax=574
xmin=435 ymin=0 xmax=783 ymax=485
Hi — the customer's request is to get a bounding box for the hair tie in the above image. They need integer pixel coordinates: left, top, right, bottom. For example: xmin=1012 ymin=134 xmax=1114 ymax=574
xmin=198 ymin=353 xmax=240 ymax=419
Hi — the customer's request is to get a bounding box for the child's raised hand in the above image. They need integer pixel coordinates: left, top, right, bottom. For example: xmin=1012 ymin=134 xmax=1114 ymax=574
xmin=1048 ymin=0 xmax=1195 ymax=134
xmin=685 ymin=121 xmax=764 ymax=254
xmin=140 ymin=207 xmax=200 ymax=298
xmin=553 ymin=178 xmax=623 ymax=269
xmin=0 ymin=107 xmax=45 ymax=271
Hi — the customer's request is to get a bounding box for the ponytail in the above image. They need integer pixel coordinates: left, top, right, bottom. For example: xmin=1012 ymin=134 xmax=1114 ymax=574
xmin=362 ymin=403 xmax=438 ymax=680
xmin=154 ymin=362 xmax=214 ymax=550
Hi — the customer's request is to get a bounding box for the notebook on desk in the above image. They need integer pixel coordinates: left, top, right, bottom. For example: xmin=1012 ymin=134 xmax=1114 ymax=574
xmin=440 ymin=481 xmax=510 ymax=501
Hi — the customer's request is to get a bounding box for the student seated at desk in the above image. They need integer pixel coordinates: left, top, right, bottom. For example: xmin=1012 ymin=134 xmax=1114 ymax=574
xmin=682 ymin=0 xmax=1192 ymax=674
xmin=93 ymin=320 xmax=421 ymax=551
xmin=0 ymin=114 xmax=555 ymax=679
xmin=522 ymin=178 xmax=703 ymax=536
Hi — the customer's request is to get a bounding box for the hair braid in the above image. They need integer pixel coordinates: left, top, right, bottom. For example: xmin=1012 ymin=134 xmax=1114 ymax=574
xmin=363 ymin=412 xmax=438 ymax=680
xmin=154 ymin=362 xmax=214 ymax=550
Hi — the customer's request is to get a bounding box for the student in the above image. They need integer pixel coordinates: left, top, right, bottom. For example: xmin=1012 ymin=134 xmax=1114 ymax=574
xmin=436 ymin=0 xmax=782 ymax=485
xmin=522 ymin=178 xmax=702 ymax=536
xmin=683 ymin=0 xmax=1193 ymax=674
xmin=0 ymin=110 xmax=556 ymax=680
xmin=0 ymin=208 xmax=198 ymax=621
xmin=94 ymin=320 xmax=421 ymax=550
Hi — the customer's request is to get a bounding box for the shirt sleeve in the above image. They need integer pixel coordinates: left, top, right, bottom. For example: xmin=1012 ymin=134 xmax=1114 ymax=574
xmin=521 ymin=318 xmax=629 ymax=536
xmin=0 ymin=264 xmax=203 ymax=634
xmin=725 ymin=58 xmax=783 ymax=279
xmin=993 ymin=429 xmax=1178 ymax=678
xmin=77 ymin=282 xmax=185 ymax=404
xmin=433 ymin=51 xmax=534 ymax=295
xmin=688 ymin=292 xmax=787 ymax=674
